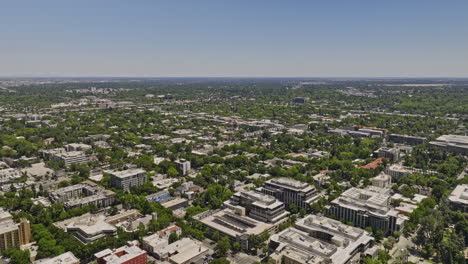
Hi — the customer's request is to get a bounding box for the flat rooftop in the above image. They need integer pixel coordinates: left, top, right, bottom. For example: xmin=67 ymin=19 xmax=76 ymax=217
xmin=234 ymin=190 xmax=282 ymax=208
xmin=449 ymin=184 xmax=468 ymax=205
xmin=331 ymin=187 xmax=395 ymax=216
xmin=301 ymin=215 xmax=362 ymax=238
xmin=195 ymin=209 xmax=273 ymax=238
xmin=435 ymin=134 xmax=468 ymax=145
xmin=271 ymin=215 xmax=373 ymax=264
xmin=96 ymin=245 xmax=146 ymax=264
xmin=110 ymin=168 xmax=146 ymax=179
xmin=267 ymin=177 xmax=314 ymax=192
xmin=33 ymin=251 xmax=79 ymax=264
xmin=167 ymin=238 xmax=209 ymax=264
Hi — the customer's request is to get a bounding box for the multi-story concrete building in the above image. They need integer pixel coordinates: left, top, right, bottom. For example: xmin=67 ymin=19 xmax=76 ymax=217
xmin=385 ymin=164 xmax=413 ymax=179
xmin=110 ymin=169 xmax=147 ymax=192
xmin=376 ymin=147 xmax=400 ymax=162
xmin=269 ymin=215 xmax=374 ymax=264
xmin=388 ymin=134 xmax=426 ymax=145
xmin=225 ymin=190 xmax=289 ymax=224
xmin=371 ymin=173 xmax=392 ymax=189
xmin=175 ymin=159 xmax=191 ymax=176
xmin=327 ymin=187 xmax=404 ymax=235
xmin=0 ymin=209 xmax=31 ymax=251
xmin=448 ymin=184 xmax=468 ymax=213
xmin=65 ymin=143 xmax=92 ymax=152
xmin=54 ymin=214 xmax=117 ymax=244
xmin=429 ymin=134 xmax=468 ymax=155
xmin=358 ymin=128 xmax=383 ymax=138
xmin=33 ymin=252 xmax=80 ymax=264
xmin=194 ymin=190 xmax=289 ymax=251
xmin=260 ymin=177 xmax=321 ymax=210
xmin=53 ymin=151 xmax=90 ymax=166
xmin=348 ymin=130 xmax=372 ymax=138
xmin=50 ymin=180 xmax=115 ymax=209
xmin=160 ymin=197 xmax=189 ymax=211
xmin=95 ymin=244 xmax=147 ymax=264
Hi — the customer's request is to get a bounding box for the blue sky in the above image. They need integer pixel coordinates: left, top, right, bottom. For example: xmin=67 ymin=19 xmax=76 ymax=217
xmin=1 ymin=0 xmax=467 ymax=77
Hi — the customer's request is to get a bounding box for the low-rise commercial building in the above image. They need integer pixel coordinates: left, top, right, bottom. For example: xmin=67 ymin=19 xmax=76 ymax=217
xmin=160 ymin=197 xmax=189 ymax=211
xmin=154 ymin=237 xmax=209 ymax=264
xmin=54 ymin=214 xmax=117 ymax=244
xmin=95 ymin=244 xmax=147 ymax=264
xmin=448 ymin=184 xmax=468 ymax=213
xmin=194 ymin=208 xmax=274 ymax=250
xmin=146 ymin=190 xmax=171 ymax=202
xmin=269 ymin=215 xmax=374 ymax=264
xmin=33 ymin=252 xmax=80 ymax=264
xmin=141 ymin=225 xmax=182 ymax=256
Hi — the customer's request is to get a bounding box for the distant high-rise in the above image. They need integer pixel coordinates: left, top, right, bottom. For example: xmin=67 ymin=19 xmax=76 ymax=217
xmin=292 ymin=97 xmax=307 ymax=104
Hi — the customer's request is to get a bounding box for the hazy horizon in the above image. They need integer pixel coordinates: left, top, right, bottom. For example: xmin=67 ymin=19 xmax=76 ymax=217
xmin=1 ymin=1 xmax=468 ymax=78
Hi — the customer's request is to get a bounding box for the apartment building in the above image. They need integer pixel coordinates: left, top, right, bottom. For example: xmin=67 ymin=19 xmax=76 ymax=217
xmin=388 ymin=134 xmax=426 ymax=145
xmin=49 ymin=180 xmax=115 ymax=209
xmin=110 ymin=169 xmax=147 ymax=192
